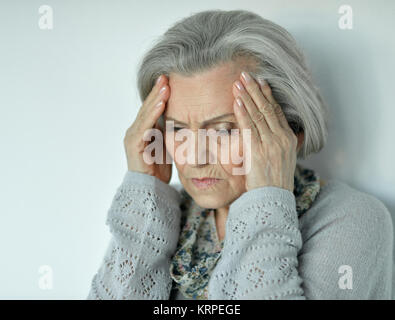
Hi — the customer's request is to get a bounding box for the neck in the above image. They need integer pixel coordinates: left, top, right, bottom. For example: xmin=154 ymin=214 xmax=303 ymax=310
xmin=214 ymin=206 xmax=229 ymax=242
xmin=215 ymin=206 xmax=229 ymax=219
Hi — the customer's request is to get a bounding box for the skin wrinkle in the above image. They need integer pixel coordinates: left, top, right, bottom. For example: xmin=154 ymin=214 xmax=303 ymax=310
xmin=163 ymin=60 xmax=303 ymax=242
xmin=166 ymin=113 xmax=235 ymax=126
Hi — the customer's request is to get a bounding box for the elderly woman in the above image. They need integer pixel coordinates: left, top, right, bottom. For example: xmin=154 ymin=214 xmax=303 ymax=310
xmin=87 ymin=9 xmax=393 ymax=300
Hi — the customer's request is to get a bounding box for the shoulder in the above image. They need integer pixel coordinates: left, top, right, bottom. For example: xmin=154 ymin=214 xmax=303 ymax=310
xmin=300 ymin=178 xmax=393 ymax=253
xmin=298 ymin=179 xmax=394 ymax=298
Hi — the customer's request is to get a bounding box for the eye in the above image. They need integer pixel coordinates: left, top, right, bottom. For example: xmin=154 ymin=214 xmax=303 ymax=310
xmin=217 ymin=128 xmax=232 ymax=135
xmin=167 ymin=126 xmax=184 ymax=132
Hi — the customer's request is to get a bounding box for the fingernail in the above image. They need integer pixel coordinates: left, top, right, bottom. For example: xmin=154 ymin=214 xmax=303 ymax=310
xmin=159 ymin=86 xmax=166 ymax=94
xmin=156 ymin=75 xmax=162 ymax=86
xmin=241 ymin=71 xmax=252 ymax=83
xmin=236 ymin=97 xmax=243 ymax=107
xmin=235 ymin=80 xmax=244 ymax=91
xmin=156 ymin=100 xmax=163 ymax=108
xmin=258 ymin=78 xmax=266 ymax=86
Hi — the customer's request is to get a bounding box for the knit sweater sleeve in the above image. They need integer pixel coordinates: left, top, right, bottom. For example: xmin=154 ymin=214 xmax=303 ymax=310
xmin=207 ymin=186 xmax=305 ymax=299
xmin=87 ymin=171 xmax=182 ymax=300
xmin=207 ymin=185 xmax=394 ymax=300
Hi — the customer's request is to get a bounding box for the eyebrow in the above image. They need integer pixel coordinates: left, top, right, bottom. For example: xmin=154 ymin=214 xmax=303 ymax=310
xmin=165 ymin=113 xmax=235 ymax=126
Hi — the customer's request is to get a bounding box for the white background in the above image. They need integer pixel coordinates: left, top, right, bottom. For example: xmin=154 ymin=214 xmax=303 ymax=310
xmin=0 ymin=0 xmax=394 ymax=299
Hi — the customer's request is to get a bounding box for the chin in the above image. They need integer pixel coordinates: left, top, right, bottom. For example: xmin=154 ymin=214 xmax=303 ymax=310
xmin=187 ymin=184 xmax=237 ymax=209
xmin=190 ymin=193 xmax=227 ymax=209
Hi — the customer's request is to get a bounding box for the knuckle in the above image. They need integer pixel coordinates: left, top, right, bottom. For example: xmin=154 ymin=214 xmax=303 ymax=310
xmin=255 ymin=112 xmax=266 ymax=123
xmin=281 ymin=133 xmax=295 ymax=149
xmin=273 ymin=103 xmax=283 ymax=116
xmin=262 ymin=103 xmax=275 ymax=116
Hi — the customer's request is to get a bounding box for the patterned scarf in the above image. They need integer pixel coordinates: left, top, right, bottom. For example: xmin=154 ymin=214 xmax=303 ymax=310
xmin=169 ymin=163 xmax=321 ymax=299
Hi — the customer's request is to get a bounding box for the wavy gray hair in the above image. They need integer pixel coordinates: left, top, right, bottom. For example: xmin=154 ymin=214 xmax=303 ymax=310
xmin=136 ymin=9 xmax=329 ymax=160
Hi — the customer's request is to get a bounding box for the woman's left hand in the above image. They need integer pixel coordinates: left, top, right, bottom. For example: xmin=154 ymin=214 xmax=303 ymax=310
xmin=232 ymin=71 xmax=298 ymax=193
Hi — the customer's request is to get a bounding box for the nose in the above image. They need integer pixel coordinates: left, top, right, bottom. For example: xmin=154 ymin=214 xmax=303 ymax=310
xmin=189 ymin=130 xmax=214 ymax=168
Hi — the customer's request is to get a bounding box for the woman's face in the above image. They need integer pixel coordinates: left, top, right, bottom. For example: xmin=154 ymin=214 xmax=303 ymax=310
xmin=164 ymin=60 xmax=251 ymax=209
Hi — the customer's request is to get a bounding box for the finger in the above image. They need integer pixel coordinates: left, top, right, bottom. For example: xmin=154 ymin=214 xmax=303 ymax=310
xmin=233 ymin=80 xmax=271 ymax=140
xmin=258 ymin=79 xmax=294 ymax=134
xmin=137 ymin=76 xmax=167 ymax=115
xmin=139 ymin=100 xmax=166 ymax=138
xmin=233 ymin=97 xmax=261 ymax=145
xmin=144 ymin=74 xmax=168 ymax=108
xmin=240 ymin=72 xmax=283 ymax=135
xmin=134 ymin=75 xmax=168 ymax=123
xmin=135 ymin=85 xmax=168 ymax=134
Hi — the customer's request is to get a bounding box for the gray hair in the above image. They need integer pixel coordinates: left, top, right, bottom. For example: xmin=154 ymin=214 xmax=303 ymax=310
xmin=136 ymin=9 xmax=329 ymax=160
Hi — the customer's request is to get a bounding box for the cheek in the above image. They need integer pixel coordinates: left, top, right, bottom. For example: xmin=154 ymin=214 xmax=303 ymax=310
xmin=229 ymin=174 xmax=246 ymax=188
xmin=165 ymin=133 xmax=186 ymax=175
xmin=164 ymin=134 xmax=175 ymax=157
xmin=218 ymin=133 xmax=244 ymax=175
xmin=222 ymin=170 xmax=246 ymax=198
xmin=165 ymin=135 xmax=186 ymax=166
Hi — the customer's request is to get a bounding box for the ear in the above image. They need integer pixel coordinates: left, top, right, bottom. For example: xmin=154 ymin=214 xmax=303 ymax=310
xmin=296 ymin=131 xmax=304 ymax=153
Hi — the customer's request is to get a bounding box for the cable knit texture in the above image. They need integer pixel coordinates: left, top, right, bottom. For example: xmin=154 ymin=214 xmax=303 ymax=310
xmin=87 ymin=169 xmax=394 ymax=300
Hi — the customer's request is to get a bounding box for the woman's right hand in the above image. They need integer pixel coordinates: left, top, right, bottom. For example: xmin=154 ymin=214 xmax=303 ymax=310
xmin=124 ymin=74 xmax=172 ymax=184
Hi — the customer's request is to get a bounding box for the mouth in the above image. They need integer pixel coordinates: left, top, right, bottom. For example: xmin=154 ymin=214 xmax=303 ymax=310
xmin=191 ymin=177 xmax=222 ymax=190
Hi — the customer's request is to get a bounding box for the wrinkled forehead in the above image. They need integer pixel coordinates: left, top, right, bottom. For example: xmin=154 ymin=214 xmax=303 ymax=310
xmin=165 ymin=62 xmax=245 ymax=123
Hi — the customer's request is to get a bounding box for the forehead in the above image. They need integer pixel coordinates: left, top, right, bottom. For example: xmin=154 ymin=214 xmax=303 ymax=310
xmin=164 ymin=61 xmax=246 ymax=122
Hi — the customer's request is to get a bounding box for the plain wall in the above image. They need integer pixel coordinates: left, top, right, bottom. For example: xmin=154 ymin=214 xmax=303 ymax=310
xmin=0 ymin=0 xmax=394 ymax=299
